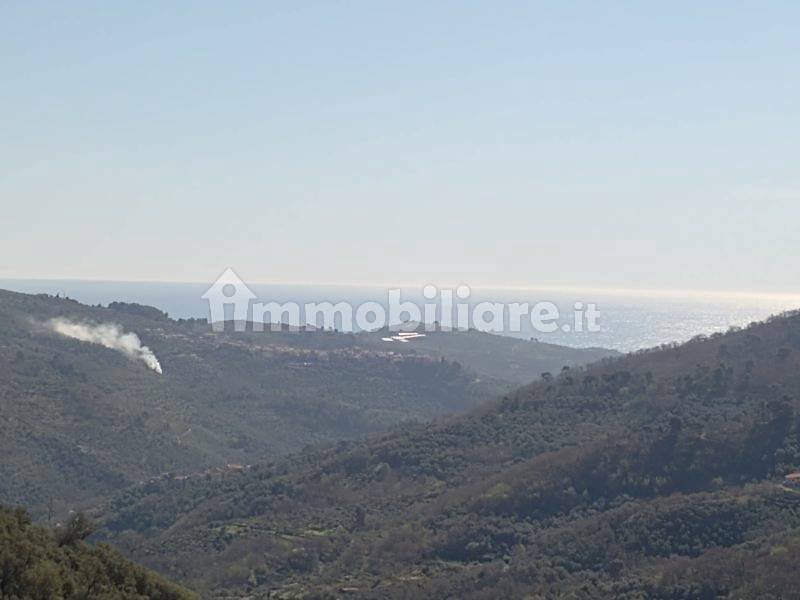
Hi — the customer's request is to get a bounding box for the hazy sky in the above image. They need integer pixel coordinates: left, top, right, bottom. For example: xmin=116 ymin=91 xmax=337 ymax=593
xmin=2 ymin=2 xmax=798 ymax=294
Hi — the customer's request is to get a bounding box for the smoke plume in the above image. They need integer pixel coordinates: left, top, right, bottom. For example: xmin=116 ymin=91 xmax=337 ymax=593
xmin=49 ymin=318 xmax=163 ymax=374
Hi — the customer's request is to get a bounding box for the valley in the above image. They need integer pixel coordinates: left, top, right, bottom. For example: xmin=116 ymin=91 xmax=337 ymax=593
xmin=0 ymin=288 xmax=613 ymax=518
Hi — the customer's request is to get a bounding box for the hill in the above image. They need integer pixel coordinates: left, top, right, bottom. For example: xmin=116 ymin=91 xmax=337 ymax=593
xmin=0 ymin=504 xmax=195 ymax=599
xmin=95 ymin=308 xmax=800 ymax=598
xmin=0 ymin=288 xmax=612 ymax=517
xmin=356 ymin=325 xmax=613 ymax=385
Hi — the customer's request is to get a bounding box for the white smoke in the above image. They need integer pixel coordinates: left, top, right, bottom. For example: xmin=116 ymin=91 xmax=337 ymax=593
xmin=48 ymin=318 xmax=163 ymax=374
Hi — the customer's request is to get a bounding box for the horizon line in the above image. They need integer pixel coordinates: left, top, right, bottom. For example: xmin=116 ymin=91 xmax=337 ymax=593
xmin=2 ymin=276 xmax=800 ymax=305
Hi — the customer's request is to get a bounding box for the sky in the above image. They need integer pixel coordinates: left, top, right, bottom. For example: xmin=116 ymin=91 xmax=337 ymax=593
xmin=2 ymin=1 xmax=798 ymax=295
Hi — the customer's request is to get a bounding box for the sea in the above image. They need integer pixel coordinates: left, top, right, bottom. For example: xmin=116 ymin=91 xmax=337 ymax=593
xmin=2 ymin=279 xmax=799 ymax=353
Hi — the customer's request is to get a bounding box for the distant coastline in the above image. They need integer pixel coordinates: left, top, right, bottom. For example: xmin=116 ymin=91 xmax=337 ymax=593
xmin=2 ymin=278 xmax=797 ymax=353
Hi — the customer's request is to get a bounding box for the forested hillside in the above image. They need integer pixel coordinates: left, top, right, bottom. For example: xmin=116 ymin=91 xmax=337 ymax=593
xmin=97 ymin=309 xmax=800 ymax=598
xmin=0 ymin=288 xmax=610 ymax=517
xmin=358 ymin=326 xmax=614 ymax=385
xmin=0 ymin=505 xmax=195 ymax=599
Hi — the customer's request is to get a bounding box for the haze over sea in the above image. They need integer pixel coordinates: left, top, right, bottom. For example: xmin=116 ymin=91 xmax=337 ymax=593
xmin=3 ymin=279 xmax=798 ymax=353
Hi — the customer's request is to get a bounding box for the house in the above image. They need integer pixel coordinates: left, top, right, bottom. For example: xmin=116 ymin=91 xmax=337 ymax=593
xmin=783 ymin=472 xmax=800 ymax=489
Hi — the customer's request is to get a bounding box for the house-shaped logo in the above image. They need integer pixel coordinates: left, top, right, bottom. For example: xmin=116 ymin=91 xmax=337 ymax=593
xmin=202 ymin=268 xmax=256 ymax=332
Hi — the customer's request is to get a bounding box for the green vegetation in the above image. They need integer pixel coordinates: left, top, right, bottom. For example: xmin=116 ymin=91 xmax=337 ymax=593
xmin=0 ymin=505 xmax=194 ymax=599
xmin=0 ymin=288 xmax=610 ymax=518
xmin=9 ymin=286 xmax=800 ymax=596
xmin=96 ymin=309 xmax=800 ymax=598
xmin=359 ymin=325 xmax=615 ymax=385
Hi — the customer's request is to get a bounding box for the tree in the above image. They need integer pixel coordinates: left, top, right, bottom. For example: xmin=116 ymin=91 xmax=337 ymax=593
xmin=56 ymin=513 xmax=94 ymax=547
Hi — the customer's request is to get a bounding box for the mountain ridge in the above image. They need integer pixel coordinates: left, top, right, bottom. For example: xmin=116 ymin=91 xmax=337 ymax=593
xmin=94 ymin=307 xmax=800 ymax=597
xmin=0 ymin=288 xmax=613 ymax=517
